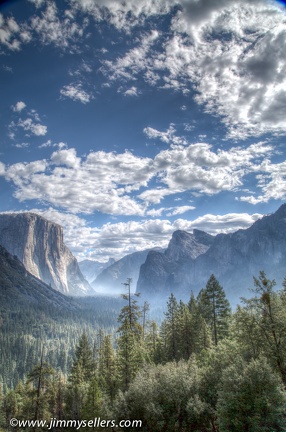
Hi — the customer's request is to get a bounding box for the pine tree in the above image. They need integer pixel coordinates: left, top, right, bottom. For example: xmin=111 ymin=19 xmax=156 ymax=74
xmin=239 ymin=271 xmax=286 ymax=386
xmin=163 ymin=293 xmax=179 ymax=361
xmin=116 ymin=279 xmax=144 ymax=390
xmin=98 ymin=335 xmax=117 ymax=401
xmin=177 ymin=301 xmax=193 ymax=360
xmin=67 ymin=333 xmax=95 ymax=420
xmin=82 ymin=377 xmax=102 ymax=422
xmin=71 ymin=333 xmax=95 ymax=382
xmin=198 ymin=275 xmax=231 ymax=345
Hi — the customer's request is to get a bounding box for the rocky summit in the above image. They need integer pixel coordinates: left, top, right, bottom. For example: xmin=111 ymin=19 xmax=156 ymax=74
xmin=137 ymin=205 xmax=286 ymax=304
xmin=0 ymin=212 xmax=92 ymax=296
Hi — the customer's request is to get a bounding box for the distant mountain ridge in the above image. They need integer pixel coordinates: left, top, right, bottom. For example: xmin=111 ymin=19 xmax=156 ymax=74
xmin=92 ymin=249 xmax=162 ymax=295
xmin=0 ymin=212 xmax=92 ymax=296
xmin=137 ymin=229 xmax=215 ymax=298
xmin=137 ymin=204 xmax=286 ymax=304
xmin=79 ymin=258 xmax=116 ymax=284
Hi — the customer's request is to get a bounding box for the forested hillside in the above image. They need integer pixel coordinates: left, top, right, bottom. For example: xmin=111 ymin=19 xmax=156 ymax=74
xmin=1 ymin=272 xmax=286 ymax=431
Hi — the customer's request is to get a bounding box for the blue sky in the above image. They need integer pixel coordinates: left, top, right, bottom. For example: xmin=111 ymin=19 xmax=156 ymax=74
xmin=1 ymin=0 xmax=286 ymax=261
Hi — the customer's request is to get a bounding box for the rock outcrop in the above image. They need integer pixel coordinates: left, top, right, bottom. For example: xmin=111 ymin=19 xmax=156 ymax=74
xmin=0 ymin=243 xmax=79 ymax=309
xmin=137 ymin=229 xmax=214 ymax=299
xmin=137 ymin=205 xmax=286 ymax=304
xmin=0 ymin=212 xmax=92 ymax=296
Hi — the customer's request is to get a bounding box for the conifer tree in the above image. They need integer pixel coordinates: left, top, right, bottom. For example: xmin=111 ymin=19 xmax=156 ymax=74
xmin=163 ymin=293 xmax=179 ymax=361
xmin=198 ymin=275 xmax=231 ymax=345
xmin=67 ymin=333 xmax=95 ymax=420
xmin=98 ymin=335 xmax=117 ymax=401
xmin=177 ymin=301 xmax=193 ymax=360
xmin=239 ymin=272 xmax=286 ymax=386
xmin=116 ymin=279 xmax=144 ymax=390
xmin=26 ymin=348 xmax=55 ymax=423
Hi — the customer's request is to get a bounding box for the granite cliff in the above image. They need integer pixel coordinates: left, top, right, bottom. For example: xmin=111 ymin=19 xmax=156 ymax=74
xmin=137 ymin=205 xmax=286 ymax=304
xmin=0 ymin=212 xmax=92 ymax=296
xmin=137 ymin=229 xmax=214 ymax=298
xmin=0 ymin=243 xmax=79 ymax=309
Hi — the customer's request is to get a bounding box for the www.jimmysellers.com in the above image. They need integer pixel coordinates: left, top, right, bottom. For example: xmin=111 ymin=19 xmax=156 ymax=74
xmin=10 ymin=417 xmax=142 ymax=429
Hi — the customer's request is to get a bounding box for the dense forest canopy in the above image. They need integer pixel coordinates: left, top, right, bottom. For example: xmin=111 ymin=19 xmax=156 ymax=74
xmin=1 ymin=271 xmax=286 ymax=431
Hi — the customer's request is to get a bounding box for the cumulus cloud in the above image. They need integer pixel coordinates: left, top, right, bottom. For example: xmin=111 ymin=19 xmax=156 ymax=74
xmin=17 ymin=118 xmax=47 ymax=136
xmin=144 ymin=124 xmax=188 ymax=146
xmin=123 ymin=86 xmax=139 ymax=97
xmin=3 ymin=138 xmax=280 ymax=214
xmin=9 ymin=104 xmax=48 ymax=139
xmin=99 ymin=0 xmax=286 ymax=138
xmin=102 ymin=30 xmax=161 ymax=82
xmin=139 ymin=141 xmax=273 ymax=203
xmin=12 ymin=101 xmax=26 ymax=112
xmin=0 ymin=14 xmax=22 ymax=51
xmin=60 ymin=83 xmax=92 ymax=103
xmin=4 ymin=148 xmax=152 ymax=215
xmin=30 ymin=1 xmax=87 ymax=49
xmin=6 ymin=207 xmax=263 ymax=261
xmin=240 ymin=160 xmax=286 ymax=204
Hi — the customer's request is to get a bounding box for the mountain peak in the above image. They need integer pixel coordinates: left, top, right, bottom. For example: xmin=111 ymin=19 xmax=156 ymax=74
xmin=0 ymin=212 xmax=92 ymax=296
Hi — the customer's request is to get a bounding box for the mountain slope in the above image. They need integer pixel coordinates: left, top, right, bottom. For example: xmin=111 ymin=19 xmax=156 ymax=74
xmin=0 ymin=212 xmax=92 ymax=296
xmin=137 ymin=205 xmax=286 ymax=304
xmin=92 ymin=249 xmax=159 ymax=294
xmin=137 ymin=229 xmax=214 ymax=298
xmin=79 ymin=258 xmax=116 ymax=284
xmin=0 ymin=244 xmax=79 ymax=309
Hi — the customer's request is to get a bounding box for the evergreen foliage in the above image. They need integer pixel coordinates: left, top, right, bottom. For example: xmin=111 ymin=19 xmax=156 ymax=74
xmin=1 ymin=271 xmax=286 ymax=431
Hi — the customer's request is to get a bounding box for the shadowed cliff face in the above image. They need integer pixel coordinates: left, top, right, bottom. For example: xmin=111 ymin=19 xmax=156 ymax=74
xmin=0 ymin=243 xmax=79 ymax=309
xmin=137 ymin=229 xmax=215 ymax=299
xmin=137 ymin=205 xmax=286 ymax=305
xmin=0 ymin=213 xmax=92 ymax=296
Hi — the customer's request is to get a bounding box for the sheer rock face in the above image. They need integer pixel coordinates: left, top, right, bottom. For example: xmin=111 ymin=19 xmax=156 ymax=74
xmin=137 ymin=205 xmax=286 ymax=304
xmin=137 ymin=229 xmax=214 ymax=298
xmin=0 ymin=244 xmax=79 ymax=309
xmin=0 ymin=213 xmax=92 ymax=296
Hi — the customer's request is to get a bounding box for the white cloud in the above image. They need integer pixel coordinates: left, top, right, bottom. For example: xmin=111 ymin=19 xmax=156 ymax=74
xmin=102 ymin=30 xmax=160 ymax=82
xmin=60 ymin=83 xmax=92 ymax=104
xmin=17 ymin=118 xmax=47 ymax=136
xmin=139 ymin=141 xmax=273 ymax=203
xmin=0 ymin=14 xmax=22 ymax=51
xmin=166 ymin=205 xmax=195 ymax=216
xmin=12 ymin=101 xmax=26 ymax=112
xmin=240 ymin=160 xmax=286 ymax=204
xmin=99 ymin=0 xmax=286 ymax=138
xmin=123 ymin=86 xmax=139 ymax=97
xmin=30 ymin=1 xmax=87 ymax=49
xmin=6 ymin=207 xmax=263 ymax=261
xmin=173 ymin=212 xmax=263 ymax=234
xmin=14 ymin=142 xmax=30 ymax=149
xmin=3 ymin=139 xmax=281 ymax=213
xmin=144 ymin=124 xmax=188 ymax=146
xmin=0 ymin=162 xmax=5 ymax=176
xmin=4 ymin=148 xmax=152 ymax=216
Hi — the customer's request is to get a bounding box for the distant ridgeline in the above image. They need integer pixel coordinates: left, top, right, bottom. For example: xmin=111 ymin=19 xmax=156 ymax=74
xmin=137 ymin=204 xmax=286 ymax=305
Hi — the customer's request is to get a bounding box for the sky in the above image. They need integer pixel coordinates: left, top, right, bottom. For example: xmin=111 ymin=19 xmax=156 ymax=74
xmin=1 ymin=0 xmax=286 ymax=262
